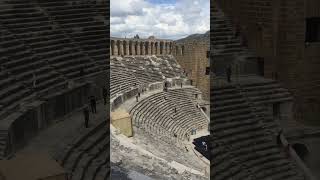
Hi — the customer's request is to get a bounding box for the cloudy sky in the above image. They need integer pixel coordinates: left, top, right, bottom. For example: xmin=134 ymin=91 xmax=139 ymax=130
xmin=111 ymin=0 xmax=209 ymax=40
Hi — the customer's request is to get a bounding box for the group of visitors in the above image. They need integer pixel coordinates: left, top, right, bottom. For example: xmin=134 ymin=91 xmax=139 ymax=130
xmin=82 ymin=86 xmax=108 ymax=128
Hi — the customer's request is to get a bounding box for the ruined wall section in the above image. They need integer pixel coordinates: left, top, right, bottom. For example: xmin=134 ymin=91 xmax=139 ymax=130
xmin=216 ymin=0 xmax=275 ymax=78
xmin=173 ymin=42 xmax=210 ymax=100
xmin=110 ymin=37 xmax=174 ymax=56
xmin=215 ymin=0 xmax=320 ymax=123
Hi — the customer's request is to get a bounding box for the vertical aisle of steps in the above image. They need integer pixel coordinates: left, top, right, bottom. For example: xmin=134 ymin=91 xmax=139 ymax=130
xmin=211 ymin=85 xmax=306 ymax=180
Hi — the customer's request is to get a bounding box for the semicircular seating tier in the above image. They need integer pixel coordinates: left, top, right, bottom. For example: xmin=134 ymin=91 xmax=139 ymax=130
xmin=0 ymin=0 xmax=108 ymax=118
xmin=110 ymin=55 xmax=185 ymax=98
xmin=211 ymin=76 xmax=306 ymax=180
xmin=130 ymin=88 xmax=208 ymax=141
xmin=58 ymin=120 xmax=109 ymax=180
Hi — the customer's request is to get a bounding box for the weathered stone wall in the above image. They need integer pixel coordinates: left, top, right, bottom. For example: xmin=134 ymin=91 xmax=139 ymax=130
xmin=215 ymin=0 xmax=320 ymax=123
xmin=110 ymin=37 xmax=174 ymax=56
xmin=173 ymin=42 xmax=210 ymax=100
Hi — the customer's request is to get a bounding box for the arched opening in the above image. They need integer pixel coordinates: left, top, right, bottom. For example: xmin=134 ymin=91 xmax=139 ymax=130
xmin=151 ymin=42 xmax=154 ymax=55
xmin=160 ymin=42 xmax=164 ymax=54
xmin=135 ymin=42 xmax=138 ymax=55
xmin=129 ymin=41 xmax=133 ymax=55
xmin=116 ymin=40 xmax=121 ymax=56
xmin=123 ymin=41 xmax=127 ymax=55
xmin=181 ymin=45 xmax=185 ymax=55
xmin=145 ymin=42 xmax=149 ymax=55
xmin=292 ymin=143 xmax=309 ymax=161
xmin=155 ymin=42 xmax=158 ymax=54
xmin=140 ymin=42 xmax=144 ymax=55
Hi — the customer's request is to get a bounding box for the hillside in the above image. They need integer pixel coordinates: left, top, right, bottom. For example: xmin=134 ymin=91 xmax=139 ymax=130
xmin=175 ymin=31 xmax=209 ymax=44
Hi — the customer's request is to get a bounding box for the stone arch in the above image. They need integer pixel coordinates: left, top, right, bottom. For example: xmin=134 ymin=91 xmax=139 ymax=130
xmin=292 ymin=143 xmax=309 ymax=161
xmin=123 ymin=41 xmax=127 ymax=55
xmin=165 ymin=42 xmax=169 ymax=54
xmin=181 ymin=45 xmax=185 ymax=55
xmin=155 ymin=42 xmax=159 ymax=55
xmin=133 ymin=41 xmax=139 ymax=55
xmin=129 ymin=41 xmax=133 ymax=55
xmin=116 ymin=40 xmax=121 ymax=56
xmin=119 ymin=40 xmax=124 ymax=55
xmin=151 ymin=42 xmax=154 ymax=55
xmin=160 ymin=41 xmax=164 ymax=55
xmin=145 ymin=41 xmax=149 ymax=55
xmin=169 ymin=42 xmax=172 ymax=54
xmin=136 ymin=41 xmax=140 ymax=55
xmin=140 ymin=41 xmax=144 ymax=55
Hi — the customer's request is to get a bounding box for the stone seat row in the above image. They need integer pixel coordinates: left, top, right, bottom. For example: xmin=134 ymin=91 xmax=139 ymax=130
xmin=110 ymin=55 xmax=185 ymax=98
xmin=0 ymin=0 xmax=107 ymax=119
xmin=130 ymin=89 xmax=208 ymax=141
xmin=211 ymin=84 xmax=304 ymax=180
xmin=59 ymin=120 xmax=108 ymax=180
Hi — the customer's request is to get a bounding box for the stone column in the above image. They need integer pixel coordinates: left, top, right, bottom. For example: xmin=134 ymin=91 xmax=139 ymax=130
xmin=147 ymin=42 xmax=151 ymax=55
xmin=141 ymin=42 xmax=145 ymax=55
xmin=136 ymin=42 xmax=140 ymax=55
xmin=114 ymin=41 xmax=118 ymax=56
xmin=119 ymin=41 xmax=124 ymax=55
xmin=151 ymin=42 xmax=155 ymax=55
xmin=157 ymin=41 xmax=161 ymax=55
xmin=130 ymin=42 xmax=135 ymax=55
xmin=165 ymin=42 xmax=168 ymax=55
xmin=125 ymin=41 xmax=130 ymax=55
xmin=110 ymin=41 xmax=113 ymax=55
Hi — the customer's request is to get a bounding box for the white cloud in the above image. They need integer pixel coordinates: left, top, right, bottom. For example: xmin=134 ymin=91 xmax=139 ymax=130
xmin=110 ymin=0 xmax=209 ymax=40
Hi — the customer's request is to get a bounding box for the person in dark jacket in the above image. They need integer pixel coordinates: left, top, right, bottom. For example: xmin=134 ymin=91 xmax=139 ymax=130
xmin=89 ymin=96 xmax=97 ymax=113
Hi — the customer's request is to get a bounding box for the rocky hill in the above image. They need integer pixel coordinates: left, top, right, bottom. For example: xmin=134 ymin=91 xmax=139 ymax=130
xmin=175 ymin=31 xmax=209 ymax=44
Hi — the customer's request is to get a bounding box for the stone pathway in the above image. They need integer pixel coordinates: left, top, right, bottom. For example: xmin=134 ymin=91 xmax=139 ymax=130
xmin=119 ymin=85 xmax=196 ymax=112
xmin=16 ymin=101 xmax=108 ymax=159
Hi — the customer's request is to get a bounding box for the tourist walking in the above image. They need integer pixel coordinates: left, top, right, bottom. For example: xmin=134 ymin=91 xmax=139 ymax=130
xmin=83 ymin=105 xmax=90 ymax=128
xmin=136 ymin=94 xmax=139 ymax=102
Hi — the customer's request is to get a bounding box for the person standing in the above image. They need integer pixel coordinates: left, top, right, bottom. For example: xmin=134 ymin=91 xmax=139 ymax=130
xmin=89 ymin=96 xmax=97 ymax=114
xmin=83 ymin=106 xmax=90 ymax=128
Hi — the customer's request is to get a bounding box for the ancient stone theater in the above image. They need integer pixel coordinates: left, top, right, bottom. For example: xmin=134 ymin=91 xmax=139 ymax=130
xmin=110 ymin=35 xmax=210 ymax=179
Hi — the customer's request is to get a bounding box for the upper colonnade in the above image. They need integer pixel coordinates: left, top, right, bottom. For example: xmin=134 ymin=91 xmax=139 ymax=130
xmin=110 ymin=37 xmax=175 ymax=56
